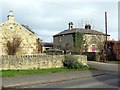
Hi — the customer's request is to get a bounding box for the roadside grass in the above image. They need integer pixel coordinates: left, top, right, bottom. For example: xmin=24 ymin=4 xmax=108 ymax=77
xmin=1 ymin=67 xmax=96 ymax=77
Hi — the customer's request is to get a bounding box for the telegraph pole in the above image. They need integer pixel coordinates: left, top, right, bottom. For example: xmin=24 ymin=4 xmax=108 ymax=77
xmin=105 ymin=12 xmax=108 ymax=43
xmin=105 ymin=12 xmax=108 ymax=61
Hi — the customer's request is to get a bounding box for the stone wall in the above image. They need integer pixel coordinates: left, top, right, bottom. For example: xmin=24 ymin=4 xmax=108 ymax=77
xmin=0 ymin=55 xmax=87 ymax=70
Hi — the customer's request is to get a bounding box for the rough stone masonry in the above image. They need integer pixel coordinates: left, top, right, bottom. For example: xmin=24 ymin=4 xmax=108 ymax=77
xmin=1 ymin=55 xmax=87 ymax=70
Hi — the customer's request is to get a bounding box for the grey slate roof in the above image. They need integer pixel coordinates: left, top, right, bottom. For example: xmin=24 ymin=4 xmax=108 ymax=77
xmin=41 ymin=42 xmax=53 ymax=47
xmin=53 ymin=28 xmax=110 ymax=37
xmin=21 ymin=24 xmax=35 ymax=34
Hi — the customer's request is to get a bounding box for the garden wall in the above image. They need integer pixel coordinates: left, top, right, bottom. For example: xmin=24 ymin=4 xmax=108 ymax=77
xmin=0 ymin=55 xmax=87 ymax=70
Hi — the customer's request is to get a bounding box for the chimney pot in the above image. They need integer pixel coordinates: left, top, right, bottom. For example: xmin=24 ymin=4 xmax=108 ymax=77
xmin=85 ymin=24 xmax=91 ymax=29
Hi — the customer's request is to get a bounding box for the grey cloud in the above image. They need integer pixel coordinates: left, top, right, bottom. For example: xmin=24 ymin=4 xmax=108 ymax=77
xmin=1 ymin=1 xmax=118 ymax=42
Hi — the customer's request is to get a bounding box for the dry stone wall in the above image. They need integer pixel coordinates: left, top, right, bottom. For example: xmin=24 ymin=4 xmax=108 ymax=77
xmin=0 ymin=55 xmax=87 ymax=70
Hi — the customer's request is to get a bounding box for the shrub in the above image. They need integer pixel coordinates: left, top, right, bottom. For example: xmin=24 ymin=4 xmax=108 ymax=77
xmin=6 ymin=36 xmax=22 ymax=55
xmin=63 ymin=55 xmax=84 ymax=69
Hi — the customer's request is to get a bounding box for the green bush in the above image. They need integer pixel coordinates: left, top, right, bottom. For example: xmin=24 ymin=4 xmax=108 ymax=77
xmin=63 ymin=55 xmax=84 ymax=69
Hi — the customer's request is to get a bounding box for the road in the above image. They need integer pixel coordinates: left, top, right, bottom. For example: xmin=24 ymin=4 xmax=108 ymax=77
xmin=23 ymin=71 xmax=119 ymax=88
xmin=88 ymin=61 xmax=119 ymax=72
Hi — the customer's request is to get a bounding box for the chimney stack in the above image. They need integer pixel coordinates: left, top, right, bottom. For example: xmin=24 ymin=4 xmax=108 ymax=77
xmin=7 ymin=10 xmax=14 ymax=22
xmin=68 ymin=22 xmax=73 ymax=30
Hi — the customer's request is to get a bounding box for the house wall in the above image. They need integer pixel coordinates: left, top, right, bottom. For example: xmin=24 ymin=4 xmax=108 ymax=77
xmin=53 ymin=33 xmax=110 ymax=53
xmin=83 ymin=34 xmax=111 ymax=52
xmin=61 ymin=34 xmax=74 ymax=51
xmin=84 ymin=34 xmax=101 ymax=52
xmin=0 ymin=21 xmax=40 ymax=55
xmin=53 ymin=36 xmax=61 ymax=48
xmin=54 ymin=34 xmax=75 ymax=52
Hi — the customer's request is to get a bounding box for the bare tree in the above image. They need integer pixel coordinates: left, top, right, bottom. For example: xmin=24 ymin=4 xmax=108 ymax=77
xmin=6 ymin=36 xmax=22 ymax=55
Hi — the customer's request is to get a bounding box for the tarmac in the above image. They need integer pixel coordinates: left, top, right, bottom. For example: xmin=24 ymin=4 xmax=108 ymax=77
xmin=2 ymin=70 xmax=113 ymax=89
xmin=88 ymin=61 xmax=119 ymax=72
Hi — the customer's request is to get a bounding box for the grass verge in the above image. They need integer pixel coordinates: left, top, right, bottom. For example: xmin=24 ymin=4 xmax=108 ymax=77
xmin=1 ymin=67 xmax=96 ymax=77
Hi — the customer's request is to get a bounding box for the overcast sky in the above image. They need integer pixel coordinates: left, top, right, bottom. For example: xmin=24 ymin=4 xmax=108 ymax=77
xmin=1 ymin=0 xmax=119 ymax=42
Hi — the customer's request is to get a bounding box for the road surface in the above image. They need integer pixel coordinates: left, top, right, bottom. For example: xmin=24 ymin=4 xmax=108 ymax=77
xmin=23 ymin=71 xmax=119 ymax=88
xmin=88 ymin=61 xmax=119 ymax=72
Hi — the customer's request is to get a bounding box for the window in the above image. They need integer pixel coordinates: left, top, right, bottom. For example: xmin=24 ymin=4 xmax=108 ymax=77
xmin=90 ymin=36 xmax=96 ymax=44
xmin=9 ymin=25 xmax=14 ymax=29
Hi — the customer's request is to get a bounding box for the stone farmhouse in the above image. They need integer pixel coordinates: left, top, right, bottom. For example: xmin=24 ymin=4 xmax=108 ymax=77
xmin=0 ymin=11 xmax=42 ymax=55
xmin=53 ymin=22 xmax=110 ymax=53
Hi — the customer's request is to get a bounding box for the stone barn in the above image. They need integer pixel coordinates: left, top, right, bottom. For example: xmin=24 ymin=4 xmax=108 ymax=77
xmin=0 ymin=11 xmax=42 ymax=55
